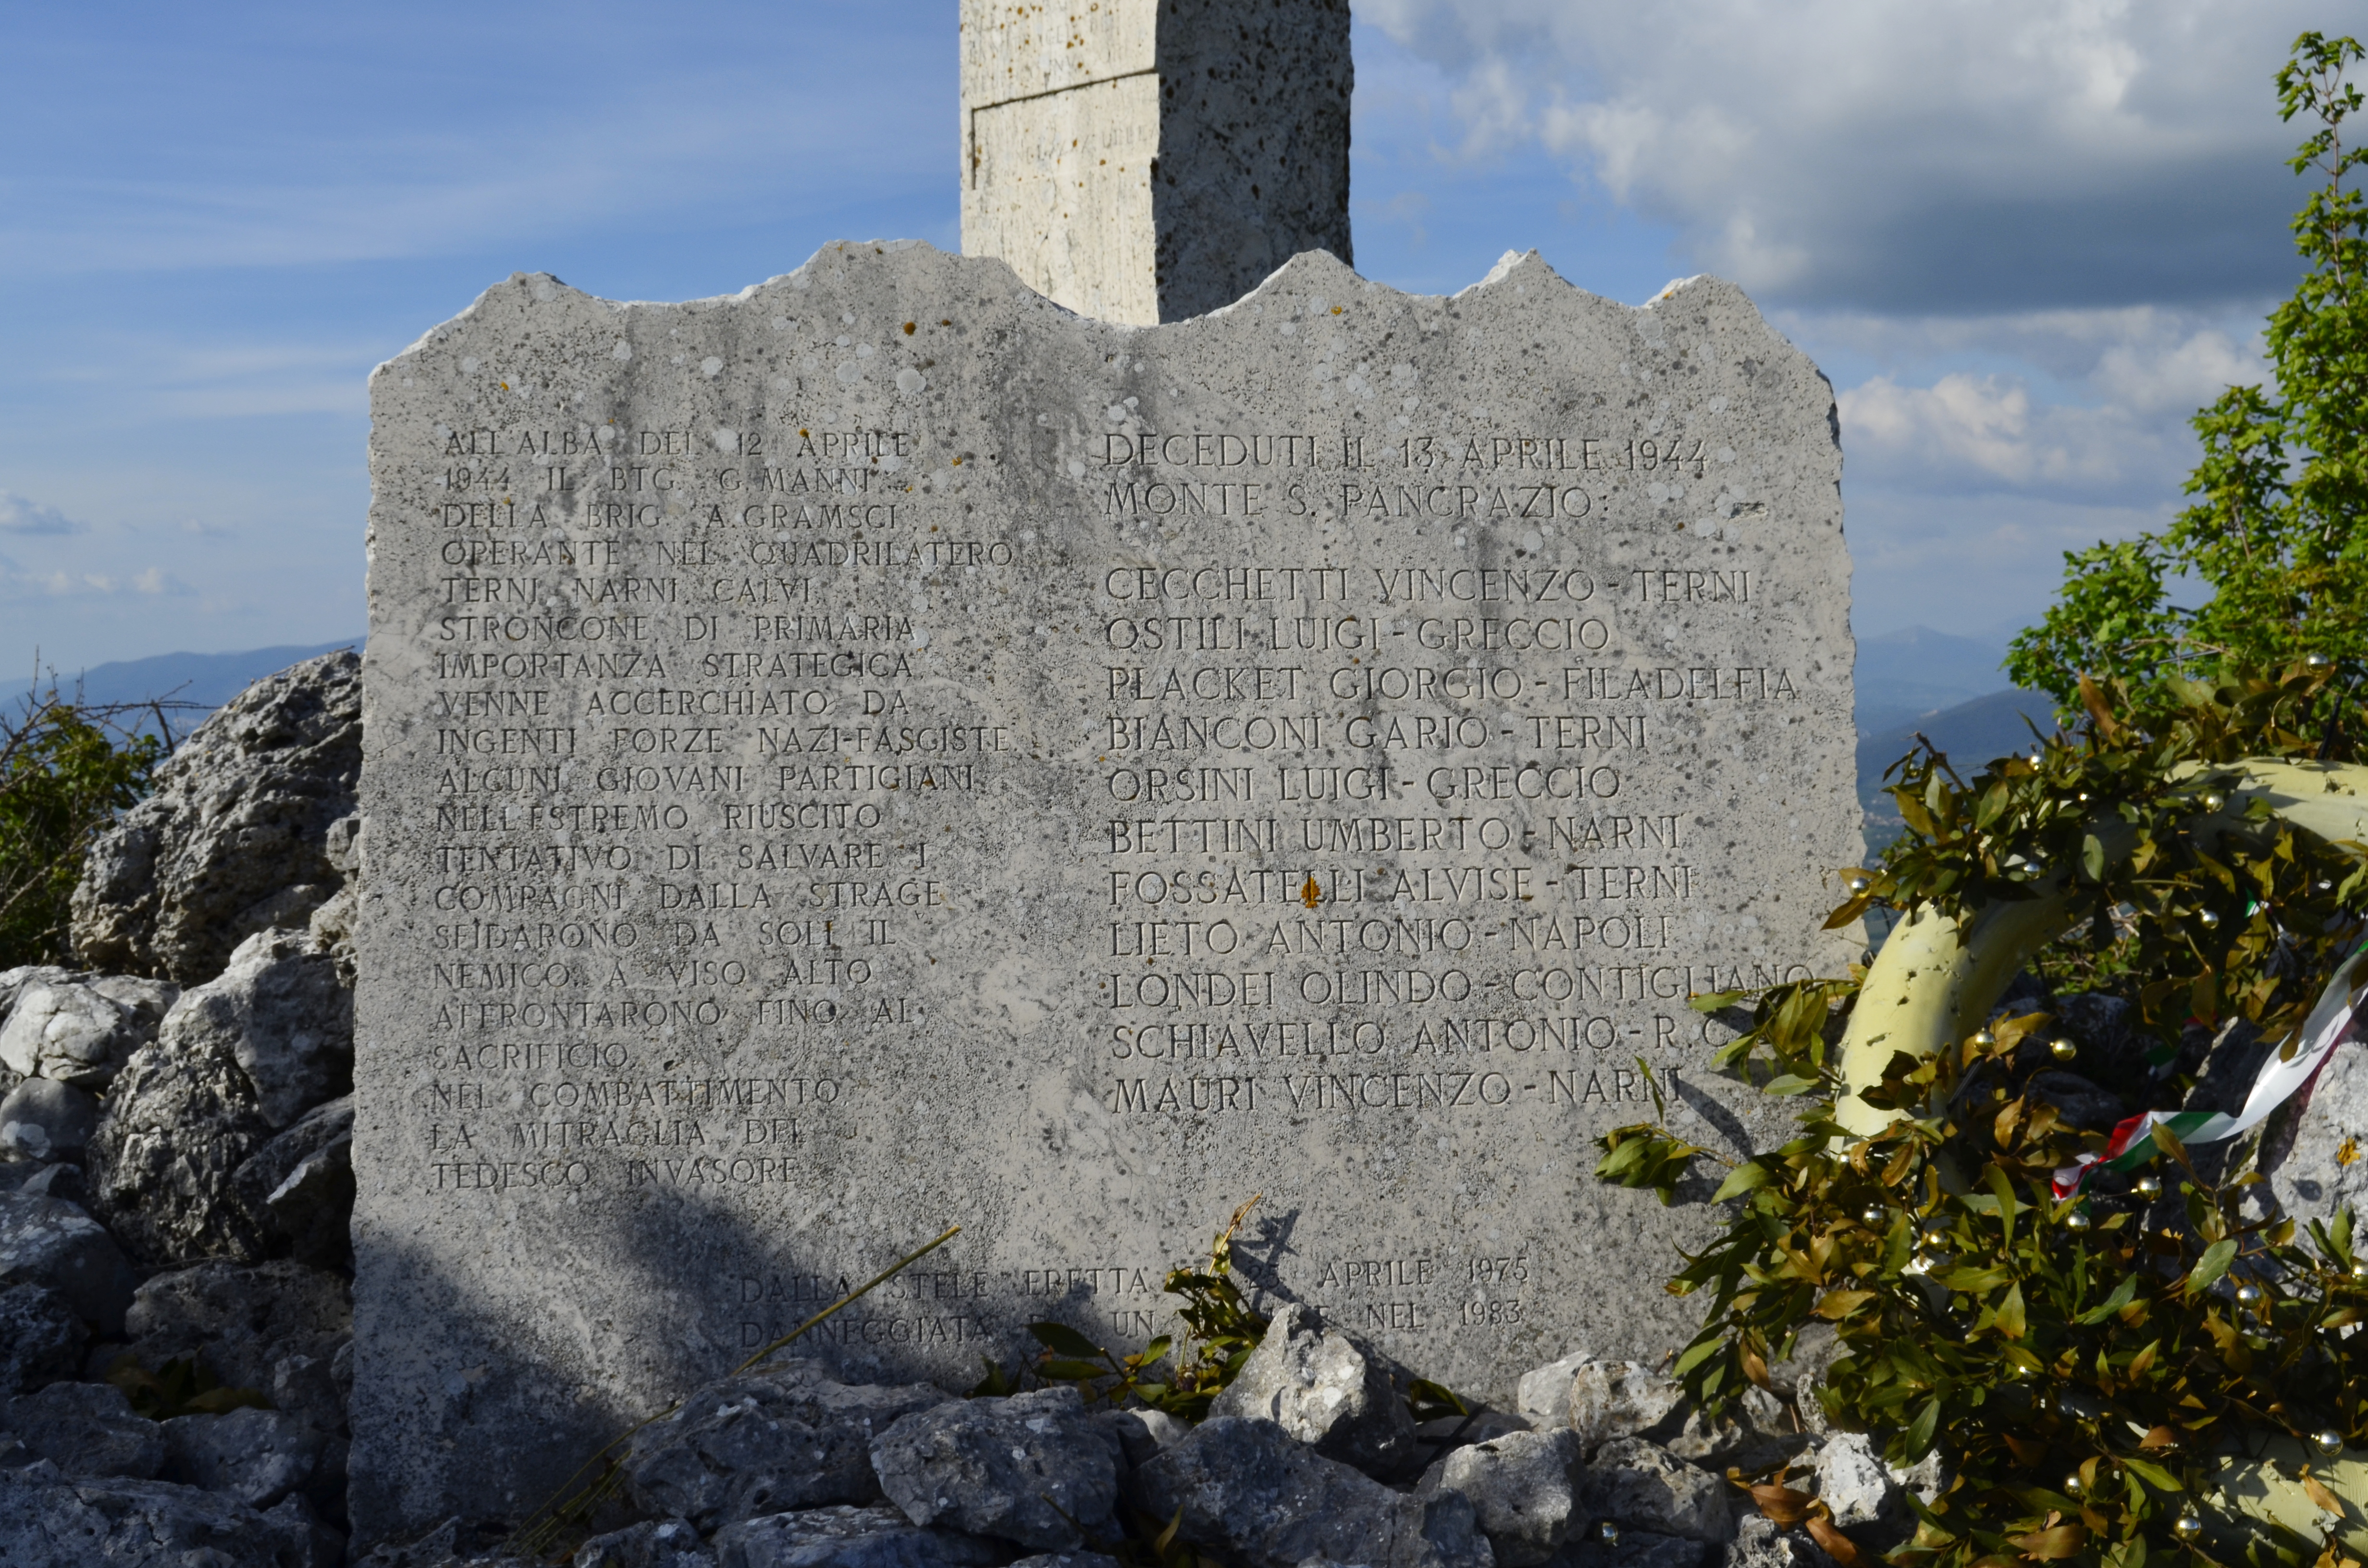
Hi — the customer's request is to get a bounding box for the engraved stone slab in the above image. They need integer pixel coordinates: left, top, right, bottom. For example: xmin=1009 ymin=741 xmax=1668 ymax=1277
xmin=352 ymin=243 xmax=1859 ymax=1540
xmin=960 ymin=0 xmax=1352 ymax=323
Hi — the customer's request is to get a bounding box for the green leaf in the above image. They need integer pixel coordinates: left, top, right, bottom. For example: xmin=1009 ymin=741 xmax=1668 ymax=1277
xmin=2121 ymin=1457 xmax=2182 ymax=1492
xmin=2075 ymin=1276 xmax=2139 ymax=1324
xmin=2082 ymin=832 xmax=2106 ymax=881
xmin=1711 ymin=1162 xmax=1774 ymax=1203
xmin=2185 ymin=1238 xmax=2240 ymax=1297
xmin=1902 ymin=1397 xmax=1940 ymax=1461
xmin=1760 ymin=1073 xmax=1820 ymax=1097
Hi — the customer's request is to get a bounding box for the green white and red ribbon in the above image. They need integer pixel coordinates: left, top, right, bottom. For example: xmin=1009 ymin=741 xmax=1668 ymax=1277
xmin=2051 ymin=941 xmax=2368 ymax=1199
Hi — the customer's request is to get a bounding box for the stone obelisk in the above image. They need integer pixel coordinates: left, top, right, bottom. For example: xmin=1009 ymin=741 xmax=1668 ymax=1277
xmin=959 ymin=0 xmax=1352 ymax=323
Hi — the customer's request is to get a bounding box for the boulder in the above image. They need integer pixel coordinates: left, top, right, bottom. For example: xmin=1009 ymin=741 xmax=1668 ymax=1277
xmin=869 ymin=1385 xmax=1120 ymax=1550
xmin=162 ymin=1405 xmax=324 ymax=1509
xmin=1573 ymin=1438 xmax=1732 ymax=1546
xmin=0 ymin=1191 xmax=136 ymax=1334
xmin=118 ymin=1259 xmax=353 ymax=1392
xmin=0 ymin=1078 xmax=100 ymax=1164
xmin=1092 ymin=1405 xmax=1185 ymax=1470
xmin=624 ymin=1358 xmax=952 ymax=1530
xmin=70 ymin=648 xmax=362 ymax=987
xmin=2263 ymin=1035 xmax=2368 ymax=1225
xmin=0 ymin=963 xmax=80 ymax=1018
xmin=271 ymin=1341 xmax=352 ymax=1436
xmin=19 ymin=1162 xmax=86 ymax=1204
xmin=0 ymin=982 xmax=151 ymax=1090
xmin=1431 ymin=1427 xmax=1581 ymax=1566
xmin=1 ymin=1381 xmax=166 ymax=1479
xmin=231 ymin=1094 xmax=356 ymax=1267
xmin=712 ymin=1505 xmax=1004 ymax=1568
xmin=575 ymin=1518 xmax=716 ymax=1568
xmin=0 ymin=1460 xmax=324 ymax=1568
xmin=86 ymin=1029 xmax=272 ymax=1266
xmin=1809 ymin=1433 xmax=1939 ymax=1552
xmin=1126 ymin=1415 xmax=1493 ymax=1568
xmin=1516 ymin=1350 xmax=1592 ymax=1427
xmin=1207 ymin=1301 xmax=1418 ymax=1475
xmin=1567 ymin=1362 xmax=1801 ymax=1470
xmin=160 ymin=929 xmax=355 ymax=1129
xmin=1 ymin=1281 xmax=86 ymax=1395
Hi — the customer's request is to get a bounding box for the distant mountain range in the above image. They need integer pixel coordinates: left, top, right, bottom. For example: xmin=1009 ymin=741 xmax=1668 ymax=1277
xmin=1853 ymin=625 xmax=2060 ymax=843
xmin=6 ymin=640 xmax=361 ymax=735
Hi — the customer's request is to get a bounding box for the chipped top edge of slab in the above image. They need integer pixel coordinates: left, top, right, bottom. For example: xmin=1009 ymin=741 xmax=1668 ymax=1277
xmin=372 ymin=240 xmax=1813 ymax=390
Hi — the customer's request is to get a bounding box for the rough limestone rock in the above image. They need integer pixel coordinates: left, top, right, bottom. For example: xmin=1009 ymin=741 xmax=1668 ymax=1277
xmin=119 ymin=1259 xmax=353 ymax=1392
xmin=1126 ymin=1416 xmax=1493 ymax=1568
xmin=1566 ymin=1363 xmax=1799 ymax=1471
xmin=17 ymin=1162 xmax=86 ymax=1204
xmin=160 ymin=929 xmax=355 ymax=1129
xmin=0 ymin=1459 xmax=326 ymax=1568
xmin=1093 ymin=1406 xmax=1184 ymax=1470
xmin=624 ymin=1359 xmax=952 ymax=1530
xmin=0 ymin=964 xmax=79 ymax=1019
xmin=271 ymin=1340 xmax=353 ymax=1437
xmin=575 ymin=1517 xmax=715 ymax=1568
xmin=869 ymin=1386 xmax=1120 ymax=1550
xmin=87 ymin=1029 xmax=272 ymax=1265
xmin=1727 ymin=1516 xmax=1838 ymax=1568
xmin=1431 ymin=1427 xmax=1581 ymax=1566
xmin=71 ymin=648 xmax=362 ymax=986
xmin=1573 ymin=1438 xmax=1732 ymax=1546
xmin=1207 ymin=1302 xmax=1418 ymax=1475
xmin=2264 ymin=1038 xmax=2368 ymax=1224
xmin=1809 ymin=1433 xmax=1941 ymax=1551
xmin=2 ymin=1382 xmax=167 ymax=1479
xmin=0 ymin=1191 xmax=136 ymax=1334
xmin=0 ymin=1281 xmax=86 ymax=1394
xmin=711 ymin=1504 xmax=1003 ymax=1568
xmin=230 ymin=1094 xmax=356 ymax=1267
xmin=162 ymin=1405 xmax=324 ymax=1509
xmin=0 ymin=1077 xmax=100 ymax=1164
xmin=1008 ymin=1556 xmax=1121 ymax=1568
xmin=1517 ymin=1351 xmax=1592 ymax=1427
xmin=0 ymin=981 xmax=154 ymax=1090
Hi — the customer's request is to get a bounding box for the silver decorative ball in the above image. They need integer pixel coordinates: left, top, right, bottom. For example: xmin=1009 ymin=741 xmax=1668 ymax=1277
xmin=2202 ymin=791 xmax=2227 ymax=812
xmin=2350 ymin=1260 xmax=2368 ymax=1281
xmin=2062 ymin=1472 xmax=2084 ymax=1497
xmin=2198 ymin=908 xmax=2221 ymax=929
xmin=1971 ymin=1029 xmax=1996 ymax=1048
xmin=2050 ymin=1037 xmax=2078 ymax=1061
xmin=2314 ymin=1429 xmax=2345 ymax=1458
xmin=2135 ymin=1174 xmax=2163 ymax=1200
xmin=1920 ymin=1217 xmax=1952 ymax=1241
xmin=2235 ymin=1282 xmax=2264 ymax=1309
xmin=2308 ymin=653 xmax=2334 ymax=669
xmin=2065 ymin=1209 xmax=2093 ymax=1232
xmin=1860 ymin=1206 xmax=1887 ymax=1228
xmin=1845 ymin=873 xmax=1871 ymax=894
xmin=2172 ymin=1511 xmax=2204 ymax=1543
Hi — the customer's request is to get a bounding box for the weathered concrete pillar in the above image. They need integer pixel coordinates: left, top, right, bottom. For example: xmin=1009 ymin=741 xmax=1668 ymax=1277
xmin=959 ymin=0 xmax=1352 ymax=324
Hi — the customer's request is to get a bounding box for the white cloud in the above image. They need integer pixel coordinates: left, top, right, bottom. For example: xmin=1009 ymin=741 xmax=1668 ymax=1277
xmin=1362 ymin=0 xmax=2320 ymax=311
xmin=0 ymin=491 xmax=82 ymax=536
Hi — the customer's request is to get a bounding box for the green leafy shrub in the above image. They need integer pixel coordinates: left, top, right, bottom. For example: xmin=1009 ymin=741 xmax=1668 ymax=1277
xmin=0 ymin=683 xmax=171 ymax=967
xmin=1593 ymin=663 xmax=2368 ymax=1563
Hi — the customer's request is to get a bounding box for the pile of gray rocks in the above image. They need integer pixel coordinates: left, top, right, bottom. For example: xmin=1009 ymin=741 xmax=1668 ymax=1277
xmin=0 ymin=651 xmax=361 ymax=1567
xmin=360 ymin=1304 xmax=1936 ymax=1568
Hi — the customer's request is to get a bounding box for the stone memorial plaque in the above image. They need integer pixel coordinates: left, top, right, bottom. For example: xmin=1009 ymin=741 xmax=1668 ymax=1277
xmin=352 ymin=242 xmax=1859 ymax=1537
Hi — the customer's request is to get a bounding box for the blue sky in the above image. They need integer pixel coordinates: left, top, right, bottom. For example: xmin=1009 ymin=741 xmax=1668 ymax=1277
xmin=0 ymin=0 xmax=2350 ymax=674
